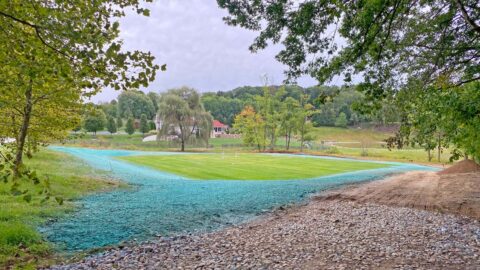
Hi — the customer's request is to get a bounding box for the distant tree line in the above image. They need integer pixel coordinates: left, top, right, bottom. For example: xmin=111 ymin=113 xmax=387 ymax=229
xmin=80 ymin=90 xmax=160 ymax=135
xmin=202 ymin=85 xmax=399 ymax=128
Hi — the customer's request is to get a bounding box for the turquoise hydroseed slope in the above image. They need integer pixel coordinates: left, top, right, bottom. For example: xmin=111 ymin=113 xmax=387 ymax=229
xmin=40 ymin=147 xmax=438 ymax=251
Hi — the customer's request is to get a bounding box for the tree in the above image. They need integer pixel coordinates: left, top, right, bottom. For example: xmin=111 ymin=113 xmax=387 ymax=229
xmin=99 ymin=100 xmax=118 ymax=119
xmin=107 ymin=116 xmax=117 ymax=134
xmin=125 ymin=117 xmax=135 ymax=135
xmin=0 ymin=1 xmax=161 ymax=177
xmin=139 ymin=114 xmax=149 ymax=136
xmin=83 ymin=109 xmax=107 ymax=135
xmin=157 ymin=87 xmax=212 ymax=151
xmin=280 ymin=97 xmax=300 ymax=150
xmin=147 ymin=92 xmax=160 ymax=112
xmin=256 ymin=84 xmax=284 ymax=150
xmin=234 ymin=106 xmax=266 ymax=151
xmin=117 ymin=116 xmax=123 ymax=128
xmin=217 ymin=1 xmax=479 ymax=99
xmin=201 ymin=94 xmax=244 ymax=126
xmin=297 ymin=96 xmax=316 ymax=152
xmin=198 ymin=112 xmax=214 ymax=148
xmin=335 ymin=113 xmax=348 ymax=128
xmin=118 ymin=91 xmax=156 ymax=119
xmin=394 ymin=80 xmax=480 ymax=162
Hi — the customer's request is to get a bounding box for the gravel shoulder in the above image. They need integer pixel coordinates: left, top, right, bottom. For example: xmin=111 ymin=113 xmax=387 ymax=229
xmin=48 ymin=171 xmax=480 ymax=269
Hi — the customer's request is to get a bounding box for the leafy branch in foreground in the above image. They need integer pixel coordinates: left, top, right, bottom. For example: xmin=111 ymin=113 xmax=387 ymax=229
xmin=0 ymin=0 xmax=162 ymax=178
xmin=0 ymin=144 xmax=62 ymax=204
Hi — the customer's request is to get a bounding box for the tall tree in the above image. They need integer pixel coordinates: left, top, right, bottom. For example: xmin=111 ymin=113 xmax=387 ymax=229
xmin=83 ymin=109 xmax=107 ymax=135
xmin=139 ymin=114 xmax=149 ymax=136
xmin=234 ymin=106 xmax=266 ymax=151
xmin=198 ymin=112 xmax=214 ymax=148
xmin=0 ymin=0 xmax=161 ymax=176
xmin=107 ymin=116 xmax=117 ymax=135
xmin=280 ymin=97 xmax=300 ymax=150
xmin=157 ymin=87 xmax=212 ymax=151
xmin=118 ymin=91 xmax=156 ymax=119
xmin=117 ymin=116 xmax=123 ymax=128
xmin=125 ymin=117 xmax=135 ymax=135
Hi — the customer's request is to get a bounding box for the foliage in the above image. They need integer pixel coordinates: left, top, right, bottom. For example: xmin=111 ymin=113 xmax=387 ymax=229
xmin=106 ymin=116 xmax=117 ymax=134
xmin=147 ymin=92 xmax=160 ymax=112
xmin=0 ymin=1 xmax=160 ymax=93
xmin=198 ymin=112 xmax=214 ymax=148
xmin=234 ymin=106 xmax=266 ymax=151
xmin=217 ymin=0 xmax=479 ymax=100
xmin=0 ymin=0 xmax=161 ymax=178
xmin=202 ymin=84 xmax=390 ymax=128
xmin=83 ymin=109 xmax=107 ymax=135
xmin=117 ymin=116 xmax=123 ymax=128
xmin=118 ymin=90 xmax=156 ymax=119
xmin=125 ymin=117 xmax=135 ymax=135
xmin=280 ymin=97 xmax=300 ymax=150
xmin=201 ymin=94 xmax=244 ymax=126
xmin=99 ymin=100 xmax=118 ymax=119
xmin=396 ymin=81 xmax=480 ymax=162
xmin=139 ymin=114 xmax=149 ymax=135
xmin=157 ymin=87 xmax=213 ymax=151
xmin=335 ymin=112 xmax=348 ymax=128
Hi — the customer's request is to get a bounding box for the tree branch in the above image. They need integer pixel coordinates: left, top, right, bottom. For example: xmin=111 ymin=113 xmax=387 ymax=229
xmin=0 ymin=10 xmax=72 ymax=60
xmin=455 ymin=0 xmax=480 ymax=34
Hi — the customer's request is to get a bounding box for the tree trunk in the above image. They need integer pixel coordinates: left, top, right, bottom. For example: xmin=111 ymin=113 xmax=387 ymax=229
xmin=300 ymin=117 xmax=306 ymax=152
xmin=181 ymin=139 xmax=185 ymax=152
xmin=286 ymin=129 xmax=292 ymax=151
xmin=437 ymin=134 xmax=441 ymax=162
xmin=14 ymin=80 xmax=33 ymax=177
xmin=427 ymin=149 xmax=432 ymax=162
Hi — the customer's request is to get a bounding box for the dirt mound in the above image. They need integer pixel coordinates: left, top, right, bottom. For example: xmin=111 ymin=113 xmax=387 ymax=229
xmin=438 ymin=159 xmax=480 ymax=175
xmin=317 ymin=171 xmax=480 ymax=220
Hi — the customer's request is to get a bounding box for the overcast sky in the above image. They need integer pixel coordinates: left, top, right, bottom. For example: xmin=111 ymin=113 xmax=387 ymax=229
xmin=92 ymin=0 xmax=321 ymax=103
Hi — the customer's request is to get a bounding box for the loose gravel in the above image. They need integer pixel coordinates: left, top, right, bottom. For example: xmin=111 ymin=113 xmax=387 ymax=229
xmin=48 ymin=201 xmax=480 ymax=269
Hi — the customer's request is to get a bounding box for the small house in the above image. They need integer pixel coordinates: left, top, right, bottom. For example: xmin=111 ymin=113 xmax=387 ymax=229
xmin=211 ymin=120 xmax=228 ymax=138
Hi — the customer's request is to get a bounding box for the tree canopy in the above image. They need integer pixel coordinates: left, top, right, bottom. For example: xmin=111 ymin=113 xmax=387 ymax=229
xmin=83 ymin=109 xmax=107 ymax=135
xmin=0 ymin=0 xmax=161 ymax=179
xmin=118 ymin=91 xmax=156 ymax=119
xmin=217 ymin=0 xmax=479 ymax=98
xmin=157 ymin=87 xmax=213 ymax=151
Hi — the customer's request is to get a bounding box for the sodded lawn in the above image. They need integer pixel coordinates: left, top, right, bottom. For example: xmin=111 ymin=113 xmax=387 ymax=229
xmin=118 ymin=153 xmax=390 ymax=180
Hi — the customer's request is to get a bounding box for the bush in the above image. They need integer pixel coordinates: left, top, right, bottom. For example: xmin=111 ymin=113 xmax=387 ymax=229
xmin=325 ymin=146 xmax=339 ymax=154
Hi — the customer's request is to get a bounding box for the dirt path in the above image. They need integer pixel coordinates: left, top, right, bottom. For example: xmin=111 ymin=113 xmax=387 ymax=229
xmin=318 ymin=171 xmax=480 ymax=220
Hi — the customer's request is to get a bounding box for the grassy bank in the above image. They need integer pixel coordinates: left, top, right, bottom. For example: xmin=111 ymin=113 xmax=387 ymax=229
xmin=0 ymin=149 xmax=124 ymax=269
xmin=118 ymin=153 xmax=389 ymax=180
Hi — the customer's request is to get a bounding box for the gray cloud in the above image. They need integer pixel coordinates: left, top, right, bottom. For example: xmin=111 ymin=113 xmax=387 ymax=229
xmin=92 ymin=0 xmax=319 ymax=103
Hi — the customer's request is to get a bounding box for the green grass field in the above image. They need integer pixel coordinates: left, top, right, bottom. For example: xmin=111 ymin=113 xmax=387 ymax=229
xmin=119 ymin=153 xmax=389 ymax=180
xmin=0 ymin=150 xmax=123 ymax=269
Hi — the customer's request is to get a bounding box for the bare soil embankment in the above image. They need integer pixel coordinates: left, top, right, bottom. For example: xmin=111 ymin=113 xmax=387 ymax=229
xmin=318 ymin=160 xmax=480 ymax=220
